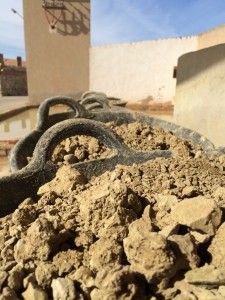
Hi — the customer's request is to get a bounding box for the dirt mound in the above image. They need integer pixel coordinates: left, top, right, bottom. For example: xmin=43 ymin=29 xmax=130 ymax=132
xmin=1 ymin=122 xmax=225 ymax=299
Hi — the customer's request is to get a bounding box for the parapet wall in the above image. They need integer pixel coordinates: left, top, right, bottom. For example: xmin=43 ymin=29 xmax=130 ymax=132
xmin=0 ymin=54 xmax=27 ymax=96
xmin=0 ymin=67 xmax=27 ymax=96
xmin=198 ymin=24 xmax=225 ymax=50
xmin=90 ymin=36 xmax=197 ymax=107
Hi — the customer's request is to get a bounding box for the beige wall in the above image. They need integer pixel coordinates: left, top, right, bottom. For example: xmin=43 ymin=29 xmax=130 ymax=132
xmin=198 ymin=24 xmax=225 ymax=50
xmin=22 ymin=3 xmax=225 ymax=109
xmin=90 ymin=37 xmax=197 ymax=106
xmin=174 ymin=44 xmax=225 ymax=147
xmin=23 ymin=0 xmax=90 ymax=104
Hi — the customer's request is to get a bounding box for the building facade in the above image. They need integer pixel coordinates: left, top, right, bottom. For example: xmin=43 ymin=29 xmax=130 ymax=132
xmin=23 ymin=0 xmax=90 ymax=104
xmin=0 ymin=54 xmax=27 ymax=96
xmin=7 ymin=4 xmax=225 ymax=110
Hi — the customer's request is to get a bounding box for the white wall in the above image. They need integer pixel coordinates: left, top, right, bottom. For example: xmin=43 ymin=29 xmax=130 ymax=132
xmin=90 ymin=36 xmax=197 ymax=104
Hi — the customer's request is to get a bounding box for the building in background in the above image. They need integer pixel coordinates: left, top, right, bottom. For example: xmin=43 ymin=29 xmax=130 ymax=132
xmin=0 ymin=54 xmax=27 ymax=96
xmin=23 ymin=0 xmax=90 ymax=104
xmin=5 ymin=3 xmax=225 ymax=112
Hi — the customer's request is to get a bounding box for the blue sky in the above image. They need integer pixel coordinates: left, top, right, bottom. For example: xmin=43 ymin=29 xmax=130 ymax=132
xmin=1 ymin=0 xmax=225 ymax=59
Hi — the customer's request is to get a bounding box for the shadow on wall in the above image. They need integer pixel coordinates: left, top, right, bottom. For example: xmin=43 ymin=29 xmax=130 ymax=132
xmin=139 ymin=96 xmax=153 ymax=107
xmin=174 ymin=43 xmax=225 ymax=147
xmin=124 ymin=95 xmax=153 ymax=110
xmin=57 ymin=0 xmax=90 ymax=36
xmin=127 ymin=95 xmax=174 ymax=111
xmin=177 ymin=44 xmax=225 ymax=85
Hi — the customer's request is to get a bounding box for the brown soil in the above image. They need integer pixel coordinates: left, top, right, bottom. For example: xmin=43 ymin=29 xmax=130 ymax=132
xmin=1 ymin=122 xmax=225 ymax=299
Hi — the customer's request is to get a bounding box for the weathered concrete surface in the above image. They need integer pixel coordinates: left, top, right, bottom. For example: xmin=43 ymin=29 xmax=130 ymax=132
xmin=174 ymin=44 xmax=225 ymax=147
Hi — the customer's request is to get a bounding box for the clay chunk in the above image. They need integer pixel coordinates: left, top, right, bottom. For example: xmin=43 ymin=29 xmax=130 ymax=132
xmin=171 ymin=196 xmax=222 ymax=235
xmin=123 ymin=231 xmax=175 ymax=287
xmin=208 ymin=222 xmax=225 ymax=267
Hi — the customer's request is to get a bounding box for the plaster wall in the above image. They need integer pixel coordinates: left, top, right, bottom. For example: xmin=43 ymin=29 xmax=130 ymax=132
xmin=198 ymin=24 xmax=225 ymax=50
xmin=23 ymin=0 xmax=90 ymax=104
xmin=174 ymin=44 xmax=225 ymax=147
xmin=90 ymin=37 xmax=197 ymax=106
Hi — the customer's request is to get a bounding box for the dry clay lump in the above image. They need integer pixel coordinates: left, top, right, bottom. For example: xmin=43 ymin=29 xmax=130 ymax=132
xmin=1 ymin=121 xmax=225 ymax=299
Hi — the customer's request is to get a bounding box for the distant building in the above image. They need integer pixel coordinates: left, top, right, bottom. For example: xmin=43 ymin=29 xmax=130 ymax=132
xmin=0 ymin=54 xmax=27 ymax=96
xmin=3 ymin=15 xmax=225 ymax=110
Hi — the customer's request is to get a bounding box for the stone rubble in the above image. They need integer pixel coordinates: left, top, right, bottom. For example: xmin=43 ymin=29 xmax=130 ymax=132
xmin=0 ymin=121 xmax=225 ymax=299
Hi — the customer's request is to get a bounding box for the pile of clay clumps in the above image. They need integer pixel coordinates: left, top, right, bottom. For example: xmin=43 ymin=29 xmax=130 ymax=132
xmin=1 ymin=122 xmax=225 ymax=299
